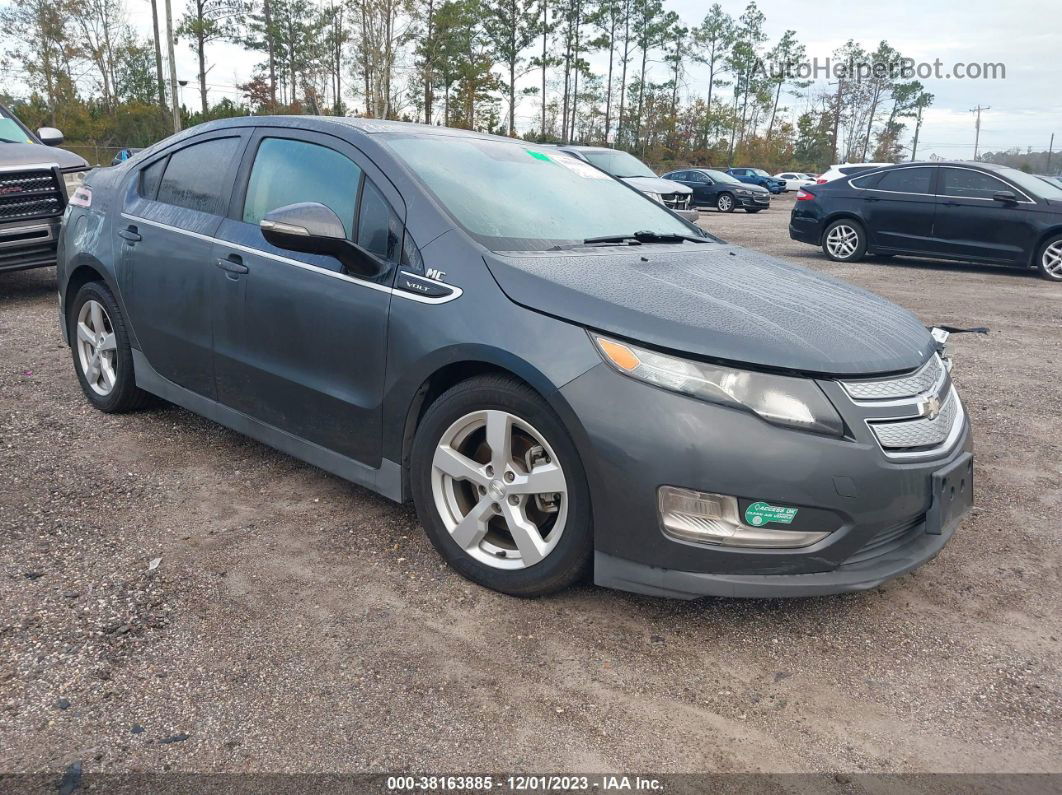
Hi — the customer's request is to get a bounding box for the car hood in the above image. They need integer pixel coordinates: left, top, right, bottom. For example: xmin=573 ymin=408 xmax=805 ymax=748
xmin=485 ymin=244 xmax=935 ymax=376
xmin=733 ymin=183 xmax=770 ymax=194
xmin=621 ymin=176 xmax=692 ymax=195
xmin=0 ymin=142 xmax=88 ymax=169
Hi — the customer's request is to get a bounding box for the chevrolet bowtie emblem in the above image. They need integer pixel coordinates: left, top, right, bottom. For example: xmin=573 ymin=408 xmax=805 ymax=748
xmin=920 ymin=395 xmax=942 ymax=421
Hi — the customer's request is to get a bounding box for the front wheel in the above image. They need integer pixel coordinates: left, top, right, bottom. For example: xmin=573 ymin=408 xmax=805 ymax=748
xmin=1036 ymin=235 xmax=1062 ymax=281
xmin=822 ymin=219 xmax=867 ymax=262
xmin=716 ymin=193 xmax=735 ymax=213
xmin=410 ymin=375 xmax=592 ymax=596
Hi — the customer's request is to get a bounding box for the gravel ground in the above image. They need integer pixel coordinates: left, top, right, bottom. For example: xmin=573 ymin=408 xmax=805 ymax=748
xmin=1 ymin=194 xmax=1060 ymax=776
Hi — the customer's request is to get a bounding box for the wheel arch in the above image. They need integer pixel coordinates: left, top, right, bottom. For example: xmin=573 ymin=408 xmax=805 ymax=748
xmin=820 ymin=212 xmax=866 ymax=246
xmin=1030 ymin=225 xmax=1062 ymax=268
xmin=389 ymin=347 xmax=594 ymax=506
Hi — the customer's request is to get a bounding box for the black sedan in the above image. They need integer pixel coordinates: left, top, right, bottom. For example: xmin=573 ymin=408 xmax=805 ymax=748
xmin=661 ymin=168 xmax=771 ymax=213
xmin=789 ymin=161 xmax=1062 ymax=281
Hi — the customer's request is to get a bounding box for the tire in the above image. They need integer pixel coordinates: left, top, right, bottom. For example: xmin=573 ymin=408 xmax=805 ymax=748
xmin=1035 ymin=234 xmax=1062 ymax=281
xmin=822 ymin=219 xmax=867 ymax=262
xmin=716 ymin=193 xmax=735 ymax=213
xmin=68 ymin=281 xmax=150 ymax=413
xmin=410 ymin=374 xmax=592 ymax=597
xmin=746 ymin=208 xmax=763 ymax=214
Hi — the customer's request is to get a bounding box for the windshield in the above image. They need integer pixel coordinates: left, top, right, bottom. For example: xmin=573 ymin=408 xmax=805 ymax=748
xmin=576 ymin=149 xmax=657 ymax=179
xmin=0 ymin=108 xmax=34 ymax=144
xmin=385 ymin=135 xmax=698 ymax=251
xmin=750 ymin=168 xmax=770 ymax=176
xmin=704 ymin=169 xmax=742 ymax=185
xmin=1004 ymin=168 xmax=1062 ymax=200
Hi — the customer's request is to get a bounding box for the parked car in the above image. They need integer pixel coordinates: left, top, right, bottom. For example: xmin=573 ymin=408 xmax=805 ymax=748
xmin=661 ymin=168 xmax=771 ymax=213
xmin=790 ymin=161 xmax=1062 ymax=281
xmin=774 ymin=171 xmax=815 ymax=191
xmin=111 ymin=148 xmax=143 ymax=165
xmin=58 ymin=117 xmax=972 ymax=599
xmin=726 ymin=167 xmax=786 ymax=194
xmin=1037 ymin=174 xmax=1062 ymax=191
xmin=815 ymin=163 xmax=893 ymax=184
xmin=558 ymin=145 xmax=697 ymax=221
xmin=0 ymin=103 xmax=91 ymax=274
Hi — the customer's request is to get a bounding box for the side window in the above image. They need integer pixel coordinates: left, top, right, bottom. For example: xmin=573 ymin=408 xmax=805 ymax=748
xmin=139 ymin=157 xmax=166 ymax=199
xmin=156 ymin=137 xmax=241 ymax=214
xmin=875 ymin=167 xmax=933 ymax=194
xmin=400 ymin=230 xmax=424 ymax=273
xmin=357 ymin=179 xmax=400 ymax=262
xmin=940 ymin=168 xmax=1012 ymax=200
xmin=243 ymin=137 xmax=363 ymax=237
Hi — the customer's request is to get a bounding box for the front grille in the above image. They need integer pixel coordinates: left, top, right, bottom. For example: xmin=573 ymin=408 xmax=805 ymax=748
xmin=661 ymin=192 xmax=689 ymax=210
xmin=868 ymin=388 xmax=961 ymax=452
xmin=0 ymin=169 xmax=64 ymax=222
xmin=842 ymin=355 xmax=945 ymax=401
xmin=845 ymin=516 xmax=924 ymax=565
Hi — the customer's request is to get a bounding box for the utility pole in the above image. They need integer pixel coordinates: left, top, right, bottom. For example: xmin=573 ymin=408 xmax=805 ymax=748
xmin=1048 ymin=133 xmax=1055 ymax=174
xmin=165 ymin=0 xmax=181 ymax=133
xmin=829 ymin=79 xmax=844 ymax=163
xmin=148 ymin=0 xmax=166 ymax=110
xmin=969 ymin=104 xmax=990 ymax=161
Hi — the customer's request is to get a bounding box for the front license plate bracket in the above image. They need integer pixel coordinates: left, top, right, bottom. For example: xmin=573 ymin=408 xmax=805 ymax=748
xmin=926 ymin=452 xmax=973 ymax=535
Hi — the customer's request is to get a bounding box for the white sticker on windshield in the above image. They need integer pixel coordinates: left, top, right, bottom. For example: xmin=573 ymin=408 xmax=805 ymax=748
xmin=551 ymin=153 xmax=611 ymax=179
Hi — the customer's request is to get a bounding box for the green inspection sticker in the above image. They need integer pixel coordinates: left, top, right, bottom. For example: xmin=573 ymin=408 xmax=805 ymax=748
xmin=744 ymin=501 xmax=799 ymax=526
xmin=527 ymin=150 xmax=551 ymax=161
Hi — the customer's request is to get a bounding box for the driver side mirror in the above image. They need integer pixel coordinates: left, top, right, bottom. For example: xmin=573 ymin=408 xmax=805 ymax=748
xmin=37 ymin=127 xmax=64 ymax=146
xmin=260 ymin=202 xmax=384 ymax=277
xmin=992 ymin=190 xmax=1018 ymax=204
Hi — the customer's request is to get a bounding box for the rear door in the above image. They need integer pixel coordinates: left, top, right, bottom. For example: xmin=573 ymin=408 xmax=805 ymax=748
xmin=932 ymin=167 xmax=1038 ymax=264
xmin=855 ymin=165 xmax=938 ymax=254
xmin=210 ymin=128 xmax=402 ymax=465
xmin=121 ymin=131 xmax=247 ymax=397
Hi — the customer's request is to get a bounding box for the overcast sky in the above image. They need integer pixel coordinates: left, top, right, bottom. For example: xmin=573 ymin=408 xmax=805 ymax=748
xmin=108 ymin=0 xmax=1062 ymax=158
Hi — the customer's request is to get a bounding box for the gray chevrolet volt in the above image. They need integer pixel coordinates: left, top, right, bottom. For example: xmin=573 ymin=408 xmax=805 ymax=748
xmin=56 ymin=117 xmax=974 ymax=599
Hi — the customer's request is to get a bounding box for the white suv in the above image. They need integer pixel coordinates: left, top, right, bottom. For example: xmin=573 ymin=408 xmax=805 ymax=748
xmin=815 ymin=163 xmax=894 ymax=185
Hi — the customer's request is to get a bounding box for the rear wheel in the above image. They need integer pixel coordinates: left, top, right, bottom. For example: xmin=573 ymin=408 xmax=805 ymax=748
xmin=716 ymin=193 xmax=735 ymax=213
xmin=410 ymin=375 xmax=592 ymax=596
xmin=1036 ymin=235 xmax=1062 ymax=281
xmin=822 ymin=219 xmax=867 ymax=262
xmin=69 ymin=282 xmax=150 ymax=413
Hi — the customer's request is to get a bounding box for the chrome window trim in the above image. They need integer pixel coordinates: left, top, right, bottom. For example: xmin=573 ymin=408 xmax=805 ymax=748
xmin=120 ymin=212 xmax=462 ymax=305
xmin=937 ymin=165 xmax=1035 ymax=204
xmin=849 ymin=165 xmax=936 ymax=197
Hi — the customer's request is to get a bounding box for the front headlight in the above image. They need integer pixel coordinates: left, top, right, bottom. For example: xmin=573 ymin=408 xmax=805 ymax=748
xmin=644 ymin=191 xmax=663 ymax=204
xmin=736 ymin=188 xmax=752 ymax=195
xmin=593 ymin=334 xmax=845 ymax=437
xmin=62 ymin=169 xmax=88 ymax=199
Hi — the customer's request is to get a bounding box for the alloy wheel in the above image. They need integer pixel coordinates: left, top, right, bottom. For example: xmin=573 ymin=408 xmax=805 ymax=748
xmin=717 ymin=194 xmax=733 ymax=212
xmin=826 ymin=224 xmax=860 ymax=259
xmin=75 ymin=299 xmax=118 ymax=396
xmin=430 ymin=409 xmax=568 ymax=570
xmin=1042 ymin=241 xmax=1062 ymax=278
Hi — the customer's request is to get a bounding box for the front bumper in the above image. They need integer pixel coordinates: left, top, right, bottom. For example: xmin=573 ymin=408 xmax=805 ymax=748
xmin=0 ymin=217 xmax=61 ymax=273
xmin=559 ymin=363 xmax=973 ymax=598
xmin=737 ymin=193 xmax=770 ymax=209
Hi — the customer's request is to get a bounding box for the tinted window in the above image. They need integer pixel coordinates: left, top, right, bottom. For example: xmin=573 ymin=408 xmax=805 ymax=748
xmin=139 ymin=157 xmax=167 ymax=199
xmin=156 ymin=137 xmax=241 ymax=214
xmin=243 ymin=137 xmax=363 ymax=237
xmin=357 ymin=179 xmax=400 ymax=261
xmin=940 ymin=168 xmax=1013 ymax=200
xmin=780 ymin=174 xmax=795 ymax=179
xmin=875 ymin=167 xmax=933 ymax=194
xmin=400 ymin=230 xmax=423 ymax=272
xmin=839 ymin=165 xmax=873 ymax=175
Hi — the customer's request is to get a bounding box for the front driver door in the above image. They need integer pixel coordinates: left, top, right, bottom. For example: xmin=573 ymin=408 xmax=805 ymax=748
xmin=932 ymin=167 xmax=1038 ymax=265
xmin=210 ymin=129 xmax=402 ymax=466
xmin=121 ymin=131 xmax=247 ymax=397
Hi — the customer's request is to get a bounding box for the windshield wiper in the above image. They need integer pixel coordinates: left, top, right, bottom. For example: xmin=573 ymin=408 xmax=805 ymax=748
xmin=0 ymin=137 xmax=22 ymax=144
xmin=583 ymin=230 xmax=710 ymax=245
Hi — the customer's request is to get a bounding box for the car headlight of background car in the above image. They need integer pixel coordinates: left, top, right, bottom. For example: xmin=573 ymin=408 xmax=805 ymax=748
xmin=62 ymin=168 xmax=89 ymax=199
xmin=593 ymin=334 xmax=845 ymax=437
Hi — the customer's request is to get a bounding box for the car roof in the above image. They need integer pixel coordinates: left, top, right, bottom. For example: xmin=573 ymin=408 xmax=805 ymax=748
xmin=194 ymin=115 xmax=519 ymax=145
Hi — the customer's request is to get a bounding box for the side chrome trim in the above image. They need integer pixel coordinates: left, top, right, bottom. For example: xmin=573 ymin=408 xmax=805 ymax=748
xmin=120 ymin=212 xmax=462 ymax=305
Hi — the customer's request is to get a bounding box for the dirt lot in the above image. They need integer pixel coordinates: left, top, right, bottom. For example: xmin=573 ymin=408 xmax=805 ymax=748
xmin=1 ymin=194 xmax=1060 ymax=776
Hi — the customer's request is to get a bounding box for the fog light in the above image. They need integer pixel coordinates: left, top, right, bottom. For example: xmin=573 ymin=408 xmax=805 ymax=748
xmin=658 ymin=486 xmax=831 ymax=549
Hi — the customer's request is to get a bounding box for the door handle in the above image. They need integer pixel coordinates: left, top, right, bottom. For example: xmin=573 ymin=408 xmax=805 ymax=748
xmin=118 ymin=225 xmax=141 ymax=242
xmin=215 ymin=254 xmax=249 ymax=274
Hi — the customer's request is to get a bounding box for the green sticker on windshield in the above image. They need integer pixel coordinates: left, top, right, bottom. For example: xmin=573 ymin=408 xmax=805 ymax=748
xmin=527 ymin=150 xmax=551 ymax=161
xmin=744 ymin=501 xmax=798 ymax=526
